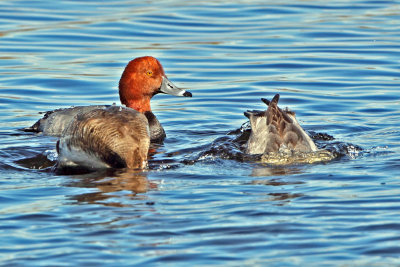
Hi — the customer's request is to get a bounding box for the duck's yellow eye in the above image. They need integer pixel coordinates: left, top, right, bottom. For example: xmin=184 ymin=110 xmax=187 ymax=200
xmin=146 ymin=71 xmax=153 ymax=76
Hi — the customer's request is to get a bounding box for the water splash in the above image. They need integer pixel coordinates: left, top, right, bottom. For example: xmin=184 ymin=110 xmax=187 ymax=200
xmin=186 ymin=121 xmax=365 ymax=165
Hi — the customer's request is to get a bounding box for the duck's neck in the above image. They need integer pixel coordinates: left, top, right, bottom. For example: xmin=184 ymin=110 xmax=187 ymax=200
xmin=144 ymin=111 xmax=166 ymax=143
xmin=125 ymin=98 xmax=152 ymax=114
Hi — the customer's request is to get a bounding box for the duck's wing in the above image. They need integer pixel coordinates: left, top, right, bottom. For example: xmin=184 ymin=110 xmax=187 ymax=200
xmin=22 ymin=105 xmax=110 ymax=137
xmin=57 ymin=106 xmax=150 ymax=170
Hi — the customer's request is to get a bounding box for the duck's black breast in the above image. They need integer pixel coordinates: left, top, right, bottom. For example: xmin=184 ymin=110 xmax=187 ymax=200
xmin=144 ymin=111 xmax=166 ymax=143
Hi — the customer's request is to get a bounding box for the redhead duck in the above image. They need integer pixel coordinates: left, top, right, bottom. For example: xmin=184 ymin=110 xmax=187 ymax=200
xmin=245 ymin=94 xmax=334 ymax=164
xmin=25 ymin=56 xmax=191 ymax=143
xmin=27 ymin=56 xmax=192 ymax=170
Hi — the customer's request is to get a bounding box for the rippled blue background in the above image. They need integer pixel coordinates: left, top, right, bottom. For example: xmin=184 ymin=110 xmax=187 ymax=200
xmin=1 ymin=1 xmax=400 ymax=265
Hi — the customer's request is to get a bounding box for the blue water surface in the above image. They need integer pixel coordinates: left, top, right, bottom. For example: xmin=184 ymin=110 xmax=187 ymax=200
xmin=0 ymin=0 xmax=400 ymax=266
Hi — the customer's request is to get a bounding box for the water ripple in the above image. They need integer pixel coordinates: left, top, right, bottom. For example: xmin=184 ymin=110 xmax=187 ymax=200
xmin=1 ymin=0 xmax=400 ymax=266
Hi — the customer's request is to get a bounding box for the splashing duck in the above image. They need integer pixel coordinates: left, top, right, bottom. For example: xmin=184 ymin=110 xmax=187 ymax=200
xmin=244 ymin=94 xmax=334 ymax=164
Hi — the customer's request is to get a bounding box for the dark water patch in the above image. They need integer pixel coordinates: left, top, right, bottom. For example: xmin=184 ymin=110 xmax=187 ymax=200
xmin=364 ymin=246 xmax=400 ymax=256
xmin=230 ymin=62 xmax=332 ymax=70
xmin=357 ymin=107 xmax=398 ymax=114
xmin=293 ymin=56 xmax=395 ymax=66
xmin=0 ymin=13 xmax=72 ymax=23
xmin=246 ymin=6 xmax=303 ymax=15
xmin=183 ymin=223 xmax=310 ymax=236
xmin=287 ymin=3 xmax=376 ymax=10
xmin=3 ymin=213 xmax=57 ymax=222
xmin=253 ymin=80 xmax=357 ymax=90
xmin=4 ymin=77 xmax=100 ymax=91
xmin=352 ymin=223 xmax=400 ymax=232
xmin=301 ymin=31 xmax=372 ymax=39
xmin=14 ymin=153 xmax=55 ymax=170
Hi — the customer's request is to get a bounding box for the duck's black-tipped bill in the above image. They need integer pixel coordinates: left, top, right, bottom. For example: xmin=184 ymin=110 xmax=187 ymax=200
xmin=159 ymin=76 xmax=192 ymax=97
xmin=183 ymin=91 xmax=192 ymax=97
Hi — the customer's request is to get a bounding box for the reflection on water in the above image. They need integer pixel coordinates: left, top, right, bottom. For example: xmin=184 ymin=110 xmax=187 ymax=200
xmin=67 ymin=169 xmax=153 ymax=207
xmin=0 ymin=0 xmax=400 ymax=266
xmin=250 ymin=165 xmax=305 ymax=177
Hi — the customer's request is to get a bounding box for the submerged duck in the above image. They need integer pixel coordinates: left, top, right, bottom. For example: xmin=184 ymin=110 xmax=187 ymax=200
xmin=27 ymin=56 xmax=192 ymax=170
xmin=245 ymin=94 xmax=334 ymax=164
